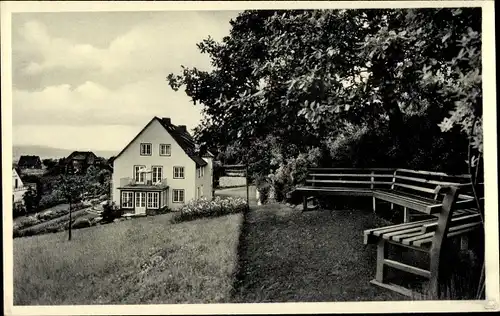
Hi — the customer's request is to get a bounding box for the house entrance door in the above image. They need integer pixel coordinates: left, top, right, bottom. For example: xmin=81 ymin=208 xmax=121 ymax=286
xmin=135 ymin=192 xmax=146 ymax=214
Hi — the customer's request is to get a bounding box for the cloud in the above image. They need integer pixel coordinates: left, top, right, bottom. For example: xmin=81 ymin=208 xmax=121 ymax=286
xmin=15 ymin=13 xmax=233 ymax=77
xmin=11 ymin=11 xmax=238 ymax=150
xmin=13 ymin=76 xmax=203 ymax=127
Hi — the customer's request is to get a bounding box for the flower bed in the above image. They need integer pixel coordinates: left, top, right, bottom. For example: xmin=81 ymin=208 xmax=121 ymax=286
xmin=14 ymin=195 xmax=109 ymax=232
xmin=171 ymin=196 xmax=248 ymax=223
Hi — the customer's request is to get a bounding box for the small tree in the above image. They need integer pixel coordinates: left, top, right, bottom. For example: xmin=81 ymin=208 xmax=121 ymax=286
xmin=22 ymin=186 xmax=39 ymax=215
xmin=58 ymin=175 xmax=86 ymax=241
xmin=42 ymin=158 xmax=57 ymax=169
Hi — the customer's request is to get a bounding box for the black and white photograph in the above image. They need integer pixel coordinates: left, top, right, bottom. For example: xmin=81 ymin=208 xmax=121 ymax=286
xmin=1 ymin=1 xmax=498 ymax=315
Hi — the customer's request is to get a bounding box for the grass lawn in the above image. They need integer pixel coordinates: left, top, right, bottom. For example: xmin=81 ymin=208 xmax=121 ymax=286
xmin=215 ymin=186 xmax=257 ymax=202
xmin=14 ymin=212 xmax=243 ymax=305
xmin=230 ymin=203 xmax=406 ymax=302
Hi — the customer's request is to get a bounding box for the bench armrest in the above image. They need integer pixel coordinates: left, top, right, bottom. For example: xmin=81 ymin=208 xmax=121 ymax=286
xmin=434 ymin=184 xmax=459 ymax=195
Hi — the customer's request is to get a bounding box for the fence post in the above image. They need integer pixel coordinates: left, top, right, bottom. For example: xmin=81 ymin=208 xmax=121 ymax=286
xmin=371 ymin=171 xmax=376 ymax=213
xmin=391 ymin=170 xmax=397 ymax=212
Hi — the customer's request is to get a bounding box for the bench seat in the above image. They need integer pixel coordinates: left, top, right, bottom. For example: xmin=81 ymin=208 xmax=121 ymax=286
xmin=364 ymin=209 xmax=481 ymax=247
xmin=373 ymin=189 xmax=443 ymax=215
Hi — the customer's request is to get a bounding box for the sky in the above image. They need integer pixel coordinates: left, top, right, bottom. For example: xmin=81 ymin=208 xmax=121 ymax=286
xmin=11 ymin=10 xmax=240 ymax=152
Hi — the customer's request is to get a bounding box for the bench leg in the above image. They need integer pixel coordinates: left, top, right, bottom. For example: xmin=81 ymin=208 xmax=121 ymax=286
xmin=460 ymin=235 xmax=469 ymax=251
xmin=303 ymin=195 xmax=307 ymax=212
xmin=376 ymin=239 xmax=388 ymax=283
xmin=403 ymin=207 xmax=411 ymax=223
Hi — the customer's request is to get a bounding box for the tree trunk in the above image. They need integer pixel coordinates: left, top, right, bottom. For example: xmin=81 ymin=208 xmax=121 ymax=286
xmin=372 ymin=60 xmax=407 ymax=162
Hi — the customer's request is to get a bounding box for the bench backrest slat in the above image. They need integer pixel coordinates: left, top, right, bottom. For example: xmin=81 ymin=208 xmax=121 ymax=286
xmin=396 ymin=168 xmax=471 ymax=179
xmin=421 ymin=213 xmax=481 ymax=233
xmin=302 ymin=168 xmax=479 ymax=204
xmin=305 ymin=168 xmax=396 ymax=190
xmin=391 ymin=169 xmax=473 ymax=202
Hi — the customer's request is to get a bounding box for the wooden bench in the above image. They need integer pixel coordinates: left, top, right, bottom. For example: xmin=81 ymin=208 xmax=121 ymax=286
xmin=373 ymin=168 xmax=475 ymax=221
xmin=363 ymin=186 xmax=482 ymax=299
xmin=296 ymin=168 xmax=395 ymax=211
xmin=294 ymin=168 xmax=476 ymax=222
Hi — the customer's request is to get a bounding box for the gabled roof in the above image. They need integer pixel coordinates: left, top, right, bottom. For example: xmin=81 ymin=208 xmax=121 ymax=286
xmin=66 ymin=151 xmax=97 ymax=162
xmin=12 ymin=168 xmax=21 ymax=178
xmin=18 ymin=155 xmax=42 ymax=168
xmin=114 ymin=117 xmax=208 ymax=167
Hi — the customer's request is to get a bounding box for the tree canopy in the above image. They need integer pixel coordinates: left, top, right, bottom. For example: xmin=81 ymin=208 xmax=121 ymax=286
xmin=168 ymin=8 xmax=482 ymax=175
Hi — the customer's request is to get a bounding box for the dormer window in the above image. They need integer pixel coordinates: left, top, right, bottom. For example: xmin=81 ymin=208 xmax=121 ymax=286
xmin=140 ymin=143 xmax=152 ymax=156
xmin=160 ymin=144 xmax=171 ymax=156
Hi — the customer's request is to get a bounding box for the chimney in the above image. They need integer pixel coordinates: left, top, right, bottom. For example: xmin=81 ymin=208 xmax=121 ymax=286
xmin=162 ymin=117 xmax=171 ymax=125
xmin=177 ymin=125 xmax=187 ymax=133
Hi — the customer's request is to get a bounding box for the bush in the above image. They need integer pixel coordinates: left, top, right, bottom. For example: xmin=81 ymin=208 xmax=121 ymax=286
xmin=146 ymin=206 xmax=171 ymax=216
xmin=38 ymin=190 xmax=65 ymax=211
xmin=14 ymin=218 xmax=67 ymax=238
xmin=101 ymin=201 xmax=122 ymax=223
xmin=13 ymin=203 xmax=27 ymax=218
xmin=36 ymin=208 xmax=69 ymax=222
xmin=256 ymin=180 xmax=271 ymax=204
xmin=172 ymin=196 xmax=248 ymax=223
xmin=14 ymin=216 xmax=40 ymax=231
xmin=71 ymin=218 xmax=92 ymax=229
xmin=270 ymin=147 xmax=322 ymax=202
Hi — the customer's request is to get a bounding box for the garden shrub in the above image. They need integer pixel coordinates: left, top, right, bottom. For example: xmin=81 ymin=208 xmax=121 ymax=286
xmin=38 ymin=190 xmax=65 ymax=211
xmin=171 ymin=196 xmax=248 ymax=223
xmin=71 ymin=218 xmax=92 ymax=229
xmin=13 ymin=216 xmax=40 ymax=231
xmin=271 ymin=147 xmax=322 ymax=202
xmin=101 ymin=201 xmax=122 ymax=223
xmin=256 ymin=179 xmax=271 ymax=204
xmin=13 ymin=203 xmax=27 ymax=218
xmin=146 ymin=206 xmax=171 ymax=216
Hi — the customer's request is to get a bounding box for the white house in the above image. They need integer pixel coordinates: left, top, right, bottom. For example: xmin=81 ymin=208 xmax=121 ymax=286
xmin=111 ymin=117 xmax=214 ymax=213
xmin=12 ymin=168 xmax=27 ymax=206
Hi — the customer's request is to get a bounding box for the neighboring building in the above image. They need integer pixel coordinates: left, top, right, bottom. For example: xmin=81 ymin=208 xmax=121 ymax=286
xmin=12 ymin=168 xmax=27 ymax=206
xmin=111 ymin=117 xmax=213 ymax=213
xmin=64 ymin=151 xmax=98 ymax=174
xmin=18 ymin=155 xmax=42 ymax=170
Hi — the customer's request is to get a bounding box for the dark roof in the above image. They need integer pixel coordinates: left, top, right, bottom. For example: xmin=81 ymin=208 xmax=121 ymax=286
xmin=66 ymin=151 xmax=97 ymax=162
xmin=18 ymin=155 xmax=41 ymax=167
xmin=114 ymin=117 xmax=208 ymax=167
xmin=156 ymin=117 xmax=208 ymax=167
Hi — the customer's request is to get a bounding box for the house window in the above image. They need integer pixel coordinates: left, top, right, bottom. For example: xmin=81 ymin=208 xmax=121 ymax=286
xmin=196 ymin=186 xmax=200 ymax=198
xmin=152 ymin=166 xmax=163 ymax=183
xmin=173 ymin=166 xmax=184 ymax=179
xmin=134 ymin=165 xmax=146 ymax=183
xmin=197 ymin=166 xmax=204 ymax=178
xmin=121 ymin=192 xmax=134 ymax=208
xmin=201 ymin=184 xmax=203 ymax=197
xmin=160 ymin=144 xmax=171 ymax=156
xmin=140 ymin=143 xmax=152 ymax=156
xmin=15 ymin=179 xmax=18 ymax=189
xmin=147 ymin=192 xmax=160 ymax=209
xmin=173 ymin=189 xmax=185 ymax=203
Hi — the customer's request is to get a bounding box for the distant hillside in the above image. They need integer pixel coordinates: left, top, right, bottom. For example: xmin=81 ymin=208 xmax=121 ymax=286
xmin=12 ymin=145 xmax=118 ymax=161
